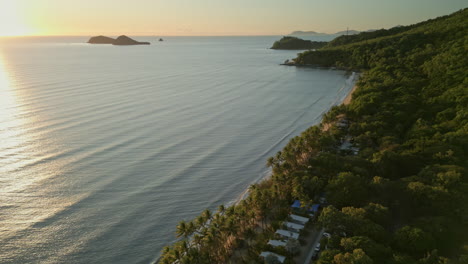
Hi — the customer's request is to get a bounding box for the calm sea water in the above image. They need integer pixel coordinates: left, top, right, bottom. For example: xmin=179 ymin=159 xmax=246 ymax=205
xmin=0 ymin=36 xmax=354 ymax=264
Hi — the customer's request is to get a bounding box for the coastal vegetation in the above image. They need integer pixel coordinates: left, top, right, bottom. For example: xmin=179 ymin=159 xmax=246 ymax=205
xmin=159 ymin=8 xmax=467 ymax=264
xmin=288 ymin=30 xmax=361 ymax=37
xmin=271 ymin=36 xmax=327 ymax=50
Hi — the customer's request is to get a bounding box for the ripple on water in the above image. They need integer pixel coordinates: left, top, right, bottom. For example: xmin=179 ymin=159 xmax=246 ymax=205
xmin=0 ymin=36 xmax=355 ymax=264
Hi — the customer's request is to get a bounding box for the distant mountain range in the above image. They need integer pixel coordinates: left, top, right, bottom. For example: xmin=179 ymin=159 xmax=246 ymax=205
xmin=289 ymin=30 xmax=372 ymax=37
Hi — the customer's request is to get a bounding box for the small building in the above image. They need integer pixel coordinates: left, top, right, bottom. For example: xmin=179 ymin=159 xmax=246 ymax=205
xmin=276 ymin=229 xmax=299 ymax=240
xmin=291 ymin=200 xmax=302 ymax=209
xmin=260 ymin=252 xmax=286 ymax=263
xmin=291 ymin=200 xmax=320 ymax=215
xmin=268 ymin=240 xmax=287 ymax=247
xmin=284 ymin=221 xmax=305 ymax=232
xmin=311 ymin=204 xmax=320 ymax=213
xmin=337 ymin=119 xmax=349 ymax=128
xmin=335 ymin=114 xmax=349 ymax=129
xmin=339 ymin=136 xmax=359 ymax=155
xmin=289 ymin=214 xmax=309 ymax=225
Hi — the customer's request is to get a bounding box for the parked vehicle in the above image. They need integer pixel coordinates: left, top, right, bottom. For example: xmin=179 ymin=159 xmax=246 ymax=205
xmin=315 ymin=242 xmax=321 ymax=252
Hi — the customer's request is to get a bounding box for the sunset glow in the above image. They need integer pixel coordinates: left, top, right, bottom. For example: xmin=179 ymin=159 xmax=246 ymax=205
xmin=0 ymin=0 xmax=466 ymax=36
xmin=0 ymin=1 xmax=33 ymax=36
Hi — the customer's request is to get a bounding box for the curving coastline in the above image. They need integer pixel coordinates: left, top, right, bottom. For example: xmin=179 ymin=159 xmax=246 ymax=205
xmin=155 ymin=72 xmax=360 ymax=264
xmin=341 ymin=84 xmax=356 ymax=106
xmin=157 ymin=8 xmax=467 ymax=264
xmin=232 ymin=72 xmax=358 ymax=205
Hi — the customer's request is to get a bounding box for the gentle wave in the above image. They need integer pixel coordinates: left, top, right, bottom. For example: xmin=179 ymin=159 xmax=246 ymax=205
xmin=0 ymin=36 xmax=354 ymax=264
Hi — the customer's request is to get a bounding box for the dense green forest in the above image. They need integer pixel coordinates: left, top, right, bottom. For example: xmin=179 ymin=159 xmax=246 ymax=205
xmin=159 ymin=9 xmax=467 ymax=264
xmin=271 ymin=36 xmax=327 ymax=50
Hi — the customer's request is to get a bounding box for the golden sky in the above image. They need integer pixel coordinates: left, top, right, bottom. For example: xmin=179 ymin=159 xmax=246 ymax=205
xmin=0 ymin=0 xmax=466 ymax=36
xmin=0 ymin=1 xmax=33 ymax=36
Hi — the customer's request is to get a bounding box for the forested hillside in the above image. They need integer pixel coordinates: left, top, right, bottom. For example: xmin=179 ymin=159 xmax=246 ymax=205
xmin=290 ymin=8 xmax=468 ymax=263
xmin=271 ymin=36 xmax=327 ymax=50
xmin=159 ymin=9 xmax=467 ymax=264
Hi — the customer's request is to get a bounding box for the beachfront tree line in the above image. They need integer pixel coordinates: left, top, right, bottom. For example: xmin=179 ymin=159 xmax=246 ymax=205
xmin=159 ymin=8 xmax=467 ymax=264
xmin=159 ymin=182 xmax=293 ymax=263
xmin=295 ymin=8 xmax=467 ymax=264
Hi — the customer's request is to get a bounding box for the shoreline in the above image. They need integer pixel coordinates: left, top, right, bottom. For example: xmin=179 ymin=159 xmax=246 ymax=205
xmin=342 ymin=82 xmax=358 ymax=106
xmin=158 ymin=9 xmax=468 ymax=262
xmin=155 ymin=72 xmax=360 ymax=263
xmin=232 ymin=71 xmax=359 ymax=205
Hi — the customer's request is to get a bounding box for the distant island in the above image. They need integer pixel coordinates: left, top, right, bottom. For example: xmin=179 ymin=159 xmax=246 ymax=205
xmin=271 ymin=36 xmax=327 ymax=50
xmin=289 ymin=29 xmax=363 ymax=37
xmin=88 ymin=36 xmax=115 ymax=44
xmin=87 ymin=35 xmax=150 ymax=45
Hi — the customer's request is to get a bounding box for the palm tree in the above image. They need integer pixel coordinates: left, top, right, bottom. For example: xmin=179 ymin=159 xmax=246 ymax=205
xmin=202 ymin=209 xmax=212 ymax=221
xmin=172 ymin=247 xmax=181 ymax=261
xmin=195 ymin=215 xmax=206 ymax=229
xmin=267 ymin=156 xmax=276 ymax=167
xmin=225 ymin=206 xmax=235 ymax=217
xmin=160 ymin=246 xmax=176 ymax=264
xmin=176 ymin=220 xmax=189 ymax=238
xmin=218 ymin=204 xmax=225 ymax=214
xmin=202 ymin=231 xmax=215 ymax=263
xmin=193 ymin=233 xmax=203 ymax=249
xmin=186 ymin=221 xmax=195 ymax=235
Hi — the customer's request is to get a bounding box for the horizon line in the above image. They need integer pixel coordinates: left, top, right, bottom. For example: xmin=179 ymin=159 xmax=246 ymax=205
xmin=0 ymin=28 xmax=378 ymax=38
xmin=0 ymin=34 xmax=305 ymax=38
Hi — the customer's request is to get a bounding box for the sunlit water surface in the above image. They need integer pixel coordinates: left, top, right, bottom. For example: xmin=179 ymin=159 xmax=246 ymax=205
xmin=0 ymin=36 xmax=355 ymax=263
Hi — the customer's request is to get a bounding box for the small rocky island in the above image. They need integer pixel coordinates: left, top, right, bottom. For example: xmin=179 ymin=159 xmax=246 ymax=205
xmin=87 ymin=35 xmax=150 ymax=45
xmin=271 ymin=36 xmax=327 ymax=50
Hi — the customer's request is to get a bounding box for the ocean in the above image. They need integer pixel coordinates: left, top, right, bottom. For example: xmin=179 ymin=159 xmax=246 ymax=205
xmin=0 ymin=36 xmax=355 ymax=263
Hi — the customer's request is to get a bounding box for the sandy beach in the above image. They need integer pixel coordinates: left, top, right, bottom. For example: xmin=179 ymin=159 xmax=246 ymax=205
xmin=236 ymin=72 xmax=360 ymax=202
xmin=342 ymin=84 xmax=357 ymax=105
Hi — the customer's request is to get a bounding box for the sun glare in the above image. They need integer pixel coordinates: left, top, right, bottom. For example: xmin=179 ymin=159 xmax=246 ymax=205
xmin=0 ymin=1 xmax=32 ymax=36
xmin=0 ymin=52 xmax=19 ymax=136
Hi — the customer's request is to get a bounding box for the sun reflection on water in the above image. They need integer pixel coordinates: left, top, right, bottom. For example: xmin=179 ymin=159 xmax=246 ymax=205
xmin=0 ymin=51 xmax=60 ymax=186
xmin=0 ymin=51 xmax=23 ymax=166
xmin=0 ymin=51 xmax=90 ymax=259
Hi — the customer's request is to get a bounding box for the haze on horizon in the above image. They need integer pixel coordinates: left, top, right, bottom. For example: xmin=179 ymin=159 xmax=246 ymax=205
xmin=0 ymin=0 xmax=466 ymax=37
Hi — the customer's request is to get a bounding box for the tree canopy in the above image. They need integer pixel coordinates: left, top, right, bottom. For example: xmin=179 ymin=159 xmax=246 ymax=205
xmin=159 ymin=9 xmax=468 ymax=264
xmin=271 ymin=36 xmax=327 ymax=50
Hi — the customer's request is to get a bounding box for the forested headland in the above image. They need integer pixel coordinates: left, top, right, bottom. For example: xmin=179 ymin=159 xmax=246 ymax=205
xmin=271 ymin=36 xmax=327 ymax=50
xmin=158 ymin=9 xmax=467 ymax=264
